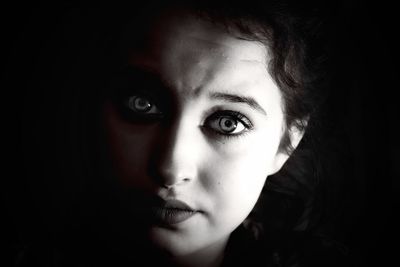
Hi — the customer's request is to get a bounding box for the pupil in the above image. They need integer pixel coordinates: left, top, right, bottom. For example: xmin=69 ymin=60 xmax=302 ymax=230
xmin=224 ymin=120 xmax=233 ymax=128
xmin=134 ymin=97 xmax=151 ymax=111
xmin=220 ymin=117 xmax=236 ymax=132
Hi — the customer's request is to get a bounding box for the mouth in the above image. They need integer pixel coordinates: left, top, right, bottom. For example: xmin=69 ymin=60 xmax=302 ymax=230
xmin=151 ymin=199 xmax=198 ymax=225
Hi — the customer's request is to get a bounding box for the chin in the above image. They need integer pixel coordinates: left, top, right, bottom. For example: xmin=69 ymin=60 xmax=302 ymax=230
xmin=148 ymin=226 xmax=204 ymax=256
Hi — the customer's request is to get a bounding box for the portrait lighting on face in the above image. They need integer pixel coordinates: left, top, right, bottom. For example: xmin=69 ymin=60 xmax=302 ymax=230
xmin=102 ymin=11 xmax=305 ymax=267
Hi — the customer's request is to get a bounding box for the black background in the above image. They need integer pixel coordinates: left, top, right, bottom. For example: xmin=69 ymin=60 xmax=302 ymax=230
xmin=3 ymin=1 xmax=398 ymax=266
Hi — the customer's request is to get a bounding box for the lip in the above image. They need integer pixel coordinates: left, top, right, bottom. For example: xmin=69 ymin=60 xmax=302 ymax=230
xmin=151 ymin=199 xmax=197 ymax=225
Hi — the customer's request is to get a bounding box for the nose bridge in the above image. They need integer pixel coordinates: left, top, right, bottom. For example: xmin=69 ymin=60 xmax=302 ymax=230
xmin=154 ymin=114 xmax=197 ymax=187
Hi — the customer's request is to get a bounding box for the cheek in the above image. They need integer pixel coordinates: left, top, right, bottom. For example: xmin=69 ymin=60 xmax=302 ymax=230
xmin=203 ymin=137 xmax=276 ymax=224
xmin=102 ymin=103 xmax=155 ymax=186
xmin=210 ymin=125 xmax=283 ymax=182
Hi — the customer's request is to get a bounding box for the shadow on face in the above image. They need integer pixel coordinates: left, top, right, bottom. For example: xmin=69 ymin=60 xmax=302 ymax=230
xmin=100 ymin=10 xmax=304 ymax=265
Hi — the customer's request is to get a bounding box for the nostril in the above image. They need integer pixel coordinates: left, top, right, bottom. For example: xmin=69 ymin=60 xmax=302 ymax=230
xmin=161 ymin=176 xmax=192 ymax=189
xmin=162 ymin=184 xmax=173 ymax=189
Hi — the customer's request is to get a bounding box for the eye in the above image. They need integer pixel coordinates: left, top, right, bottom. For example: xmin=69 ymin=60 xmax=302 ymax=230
xmin=125 ymin=95 xmax=161 ymax=115
xmin=210 ymin=116 xmax=245 ymax=134
xmin=205 ymin=110 xmax=253 ymax=136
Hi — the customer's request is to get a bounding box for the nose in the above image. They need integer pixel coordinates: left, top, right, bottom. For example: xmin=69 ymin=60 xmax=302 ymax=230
xmin=150 ymin=118 xmax=198 ymax=189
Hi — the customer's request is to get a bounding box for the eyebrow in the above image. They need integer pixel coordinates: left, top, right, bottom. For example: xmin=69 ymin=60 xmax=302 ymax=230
xmin=209 ymin=92 xmax=267 ymax=116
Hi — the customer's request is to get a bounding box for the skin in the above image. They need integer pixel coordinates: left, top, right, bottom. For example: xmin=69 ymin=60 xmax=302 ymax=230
xmin=102 ymin=14 xmax=304 ymax=267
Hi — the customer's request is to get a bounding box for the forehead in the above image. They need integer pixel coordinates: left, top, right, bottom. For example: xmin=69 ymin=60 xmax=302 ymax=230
xmin=127 ymin=15 xmax=275 ymax=104
xmin=129 ymin=15 xmax=269 ymax=74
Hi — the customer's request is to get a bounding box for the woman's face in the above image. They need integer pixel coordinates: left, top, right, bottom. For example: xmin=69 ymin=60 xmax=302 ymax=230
xmin=102 ymin=15 xmax=292 ymax=257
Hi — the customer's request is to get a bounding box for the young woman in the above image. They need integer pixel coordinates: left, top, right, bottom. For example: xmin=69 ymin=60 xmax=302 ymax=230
xmin=14 ymin=1 xmax=352 ymax=266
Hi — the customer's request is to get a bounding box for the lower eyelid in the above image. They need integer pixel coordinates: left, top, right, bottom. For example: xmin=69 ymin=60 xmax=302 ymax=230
xmin=207 ymin=127 xmax=252 ymax=141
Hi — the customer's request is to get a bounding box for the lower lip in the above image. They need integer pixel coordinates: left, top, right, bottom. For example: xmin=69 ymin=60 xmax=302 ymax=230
xmin=151 ymin=207 xmax=197 ymax=225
